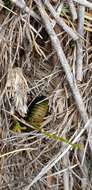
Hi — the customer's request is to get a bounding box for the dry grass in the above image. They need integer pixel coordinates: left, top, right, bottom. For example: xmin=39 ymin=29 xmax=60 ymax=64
xmin=0 ymin=0 xmax=92 ymax=190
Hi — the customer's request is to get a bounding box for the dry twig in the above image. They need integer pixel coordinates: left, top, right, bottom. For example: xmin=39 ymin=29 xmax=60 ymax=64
xmin=67 ymin=0 xmax=77 ymax=21
xmin=76 ymin=5 xmax=85 ymax=81
xmin=35 ymin=0 xmax=88 ymax=124
xmin=44 ymin=0 xmax=79 ymax=41
xmin=24 ymin=118 xmax=92 ymax=189
xmin=73 ymin=0 xmax=92 ymax=9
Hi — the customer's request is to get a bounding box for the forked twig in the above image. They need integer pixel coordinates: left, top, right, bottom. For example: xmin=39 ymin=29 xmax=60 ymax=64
xmin=44 ymin=0 xmax=79 ymax=41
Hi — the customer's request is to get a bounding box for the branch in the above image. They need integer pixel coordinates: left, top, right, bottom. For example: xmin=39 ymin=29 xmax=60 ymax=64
xmin=76 ymin=5 xmax=85 ymax=81
xmin=24 ymin=118 xmax=92 ymax=189
xmin=67 ymin=0 xmax=77 ymax=21
xmin=73 ymin=0 xmax=92 ymax=9
xmin=10 ymin=0 xmax=40 ymax=20
xmin=44 ymin=0 xmax=79 ymax=41
xmin=35 ymin=0 xmax=88 ymax=124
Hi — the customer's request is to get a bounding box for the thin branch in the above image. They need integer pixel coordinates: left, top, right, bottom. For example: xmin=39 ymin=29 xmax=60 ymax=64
xmin=73 ymin=0 xmax=92 ymax=9
xmin=35 ymin=0 xmax=88 ymax=124
xmin=10 ymin=0 xmax=40 ymax=20
xmin=62 ymin=132 xmax=70 ymax=190
xmin=23 ymin=2 xmax=92 ymax=188
xmin=67 ymin=0 xmax=77 ymax=21
xmin=24 ymin=118 xmax=92 ymax=189
xmin=57 ymin=1 xmax=64 ymax=15
xmin=44 ymin=0 xmax=79 ymax=41
xmin=76 ymin=5 xmax=85 ymax=81
xmin=63 ymin=152 xmax=70 ymax=190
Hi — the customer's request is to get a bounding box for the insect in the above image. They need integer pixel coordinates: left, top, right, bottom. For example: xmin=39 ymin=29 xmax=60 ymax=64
xmin=11 ymin=96 xmax=49 ymax=133
xmin=10 ymin=96 xmax=79 ymax=149
xmin=27 ymin=96 xmax=49 ymax=129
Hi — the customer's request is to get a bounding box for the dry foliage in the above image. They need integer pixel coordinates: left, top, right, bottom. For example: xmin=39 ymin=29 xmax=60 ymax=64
xmin=0 ymin=0 xmax=92 ymax=190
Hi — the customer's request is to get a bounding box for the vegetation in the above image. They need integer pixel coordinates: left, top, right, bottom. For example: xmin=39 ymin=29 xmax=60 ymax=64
xmin=0 ymin=0 xmax=92 ymax=189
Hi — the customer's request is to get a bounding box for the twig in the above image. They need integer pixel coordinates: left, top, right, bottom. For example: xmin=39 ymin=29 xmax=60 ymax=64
xmin=35 ymin=1 xmax=92 ymax=157
xmin=24 ymin=118 xmax=92 ymax=189
xmin=73 ymin=0 xmax=92 ymax=9
xmin=67 ymin=0 xmax=77 ymax=21
xmin=57 ymin=1 xmax=64 ymax=15
xmin=78 ymin=139 xmax=88 ymax=190
xmin=0 ymin=147 xmax=33 ymax=158
xmin=24 ymin=6 xmax=40 ymax=21
xmin=0 ymin=2 xmax=17 ymax=14
xmin=10 ymin=0 xmax=40 ymax=21
xmin=44 ymin=0 xmax=79 ymax=41
xmin=76 ymin=5 xmax=85 ymax=81
xmin=23 ymin=3 xmax=92 ymax=189
xmin=63 ymin=152 xmax=70 ymax=190
xmin=62 ymin=132 xmax=70 ymax=190
xmin=35 ymin=0 xmax=88 ymax=124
